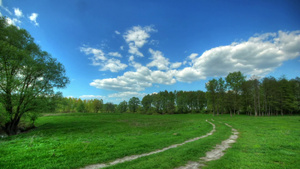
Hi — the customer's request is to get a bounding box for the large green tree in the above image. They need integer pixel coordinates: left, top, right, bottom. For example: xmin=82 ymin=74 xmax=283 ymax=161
xmin=92 ymin=99 xmax=103 ymax=113
xmin=0 ymin=17 xmax=69 ymax=135
xmin=225 ymin=71 xmax=246 ymax=115
xmin=129 ymin=97 xmax=140 ymax=113
xmin=117 ymin=100 xmax=128 ymax=113
xmin=141 ymin=94 xmax=152 ymax=113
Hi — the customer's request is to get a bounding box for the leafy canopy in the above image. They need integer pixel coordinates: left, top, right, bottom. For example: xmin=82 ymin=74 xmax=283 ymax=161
xmin=0 ymin=17 xmax=69 ymax=135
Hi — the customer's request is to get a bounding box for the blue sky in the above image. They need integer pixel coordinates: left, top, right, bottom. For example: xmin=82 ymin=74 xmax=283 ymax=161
xmin=1 ymin=0 xmax=300 ymax=103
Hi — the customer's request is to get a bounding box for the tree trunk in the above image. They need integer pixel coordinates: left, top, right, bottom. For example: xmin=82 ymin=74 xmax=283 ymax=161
xmin=2 ymin=119 xmax=20 ymax=135
xmin=254 ymin=93 xmax=257 ymax=116
xmin=258 ymin=93 xmax=261 ymax=116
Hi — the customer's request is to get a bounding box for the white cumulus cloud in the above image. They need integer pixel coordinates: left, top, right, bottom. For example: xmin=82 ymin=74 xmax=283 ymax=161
xmin=14 ymin=8 xmax=23 ymax=18
xmin=80 ymin=46 xmax=107 ymax=64
xmin=175 ymin=67 xmax=205 ymax=82
xmin=80 ymin=46 xmax=127 ymax=72
xmin=90 ymin=66 xmax=175 ymax=92
xmin=89 ymin=30 xmax=300 ymax=94
xmin=108 ymin=52 xmax=122 ymax=57
xmin=128 ymin=43 xmax=144 ymax=57
xmin=147 ymin=48 xmax=170 ymax=70
xmin=151 ymin=70 xmax=176 ymax=85
xmin=100 ymin=58 xmax=128 ymax=72
xmin=123 ymin=25 xmax=156 ymax=57
xmin=29 ymin=13 xmax=39 ymax=26
xmin=171 ymin=62 xmax=182 ymax=69
xmin=188 ymin=53 xmax=199 ymax=60
xmin=191 ymin=30 xmax=300 ymax=77
xmin=5 ymin=17 xmax=21 ymax=26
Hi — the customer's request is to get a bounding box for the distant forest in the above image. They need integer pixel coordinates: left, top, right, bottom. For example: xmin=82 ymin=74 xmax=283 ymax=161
xmin=47 ymin=72 xmax=300 ymax=116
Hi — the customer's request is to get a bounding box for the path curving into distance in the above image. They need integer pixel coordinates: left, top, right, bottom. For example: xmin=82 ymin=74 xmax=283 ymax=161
xmin=81 ymin=120 xmax=216 ymax=169
xmin=176 ymin=122 xmax=239 ymax=169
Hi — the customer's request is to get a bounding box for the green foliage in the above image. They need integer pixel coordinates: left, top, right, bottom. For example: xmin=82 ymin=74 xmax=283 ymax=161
xmin=140 ymin=90 xmax=206 ymax=115
xmin=225 ymin=71 xmax=246 ymax=115
xmin=206 ymin=79 xmax=218 ymax=115
xmin=45 ymin=92 xmax=63 ymax=113
xmin=76 ymin=99 xmax=86 ymax=113
xmin=117 ymin=100 xmax=128 ymax=113
xmin=0 ymin=17 xmax=69 ymax=135
xmin=141 ymin=94 xmax=152 ymax=113
xmin=92 ymin=99 xmax=103 ymax=113
xmin=129 ymin=97 xmax=140 ymax=113
xmin=0 ymin=103 xmax=9 ymax=126
xmin=104 ymin=102 xmax=116 ymax=113
xmin=25 ymin=111 xmax=41 ymax=127
xmin=204 ymin=72 xmax=300 ymax=116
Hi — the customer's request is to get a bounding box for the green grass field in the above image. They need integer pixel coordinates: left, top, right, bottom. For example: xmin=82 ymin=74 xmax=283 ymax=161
xmin=0 ymin=113 xmax=299 ymax=169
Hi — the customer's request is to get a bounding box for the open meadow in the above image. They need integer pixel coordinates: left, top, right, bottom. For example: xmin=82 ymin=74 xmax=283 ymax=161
xmin=1 ymin=113 xmax=299 ymax=169
xmin=1 ymin=1 xmax=300 ymax=169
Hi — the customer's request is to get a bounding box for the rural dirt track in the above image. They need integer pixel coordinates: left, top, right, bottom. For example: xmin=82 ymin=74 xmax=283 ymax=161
xmin=176 ymin=123 xmax=239 ymax=169
xmin=81 ymin=120 xmax=216 ymax=169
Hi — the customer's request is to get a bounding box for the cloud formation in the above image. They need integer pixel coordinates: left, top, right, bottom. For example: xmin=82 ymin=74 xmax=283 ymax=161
xmin=191 ymin=30 xmax=300 ymax=77
xmin=90 ymin=30 xmax=300 ymax=93
xmin=0 ymin=4 xmax=38 ymax=26
xmin=108 ymin=52 xmax=122 ymax=57
xmin=80 ymin=46 xmax=127 ymax=72
xmin=13 ymin=8 xmax=23 ymax=18
xmin=29 ymin=13 xmax=39 ymax=26
xmin=100 ymin=58 xmax=127 ymax=72
xmin=170 ymin=62 xmax=182 ymax=69
xmin=123 ymin=25 xmax=156 ymax=57
xmin=147 ymin=48 xmax=170 ymax=70
xmin=90 ymin=65 xmax=176 ymax=92
xmin=5 ymin=17 xmax=21 ymax=25
xmin=80 ymin=46 xmax=107 ymax=64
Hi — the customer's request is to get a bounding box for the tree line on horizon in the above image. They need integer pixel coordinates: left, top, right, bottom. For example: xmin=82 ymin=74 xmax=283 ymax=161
xmin=50 ymin=72 xmax=300 ymax=116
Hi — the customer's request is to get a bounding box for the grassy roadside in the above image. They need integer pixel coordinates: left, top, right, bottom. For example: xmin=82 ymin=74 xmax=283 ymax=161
xmin=0 ymin=113 xmax=212 ymax=169
xmin=205 ymin=115 xmax=300 ymax=169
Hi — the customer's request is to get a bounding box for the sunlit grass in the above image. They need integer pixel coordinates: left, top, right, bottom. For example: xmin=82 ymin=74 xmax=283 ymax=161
xmin=0 ymin=113 xmax=212 ymax=169
xmin=1 ymin=113 xmax=299 ymax=169
xmin=204 ymin=115 xmax=300 ymax=169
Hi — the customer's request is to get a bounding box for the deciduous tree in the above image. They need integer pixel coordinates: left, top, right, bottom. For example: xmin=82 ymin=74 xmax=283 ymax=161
xmin=129 ymin=97 xmax=140 ymax=113
xmin=225 ymin=71 xmax=246 ymax=115
xmin=0 ymin=17 xmax=69 ymax=135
